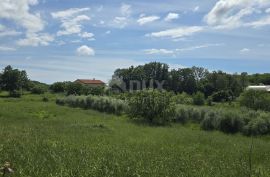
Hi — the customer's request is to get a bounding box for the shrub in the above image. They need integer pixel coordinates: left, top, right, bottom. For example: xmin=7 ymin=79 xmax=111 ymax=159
xmin=201 ymin=111 xmax=220 ymax=131
xmin=243 ymin=114 xmax=270 ymax=136
xmin=239 ymin=90 xmax=270 ymax=111
xmin=50 ymin=82 xmax=66 ymax=93
xmin=127 ymin=89 xmax=176 ymax=125
xmin=218 ymin=111 xmax=244 ymax=134
xmin=66 ymin=82 xmax=83 ymax=95
xmin=10 ymin=90 xmax=21 ymax=98
xmin=42 ymin=96 xmax=49 ymax=102
xmin=173 ymin=92 xmax=193 ymax=105
xmin=56 ymin=95 xmax=127 ymax=115
xmin=192 ymin=92 xmax=205 ymax=105
xmin=31 ymin=86 xmax=46 ymax=94
xmin=211 ymin=90 xmax=233 ymax=102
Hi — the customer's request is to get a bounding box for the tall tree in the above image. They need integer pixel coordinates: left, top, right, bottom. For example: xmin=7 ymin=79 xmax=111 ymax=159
xmin=1 ymin=65 xmax=29 ymax=95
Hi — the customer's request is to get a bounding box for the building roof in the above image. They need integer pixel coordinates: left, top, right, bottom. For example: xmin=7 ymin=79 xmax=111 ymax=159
xmin=76 ymin=79 xmax=105 ymax=85
xmin=247 ymin=85 xmax=270 ymax=92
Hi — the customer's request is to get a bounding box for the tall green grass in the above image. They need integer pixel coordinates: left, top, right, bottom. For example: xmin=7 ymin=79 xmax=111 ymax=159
xmin=0 ymin=94 xmax=270 ymax=176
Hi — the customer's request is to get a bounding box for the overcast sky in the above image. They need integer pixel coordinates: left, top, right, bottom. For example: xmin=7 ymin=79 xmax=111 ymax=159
xmin=0 ymin=0 xmax=270 ymax=83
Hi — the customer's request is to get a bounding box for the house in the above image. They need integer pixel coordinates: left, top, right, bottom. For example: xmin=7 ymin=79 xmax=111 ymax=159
xmin=75 ymin=79 xmax=105 ymax=87
xmin=247 ymin=85 xmax=270 ymax=92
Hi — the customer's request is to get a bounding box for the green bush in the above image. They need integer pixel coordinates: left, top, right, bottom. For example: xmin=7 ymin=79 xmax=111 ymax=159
xmin=201 ymin=111 xmax=220 ymax=131
xmin=239 ymin=90 xmax=270 ymax=111
xmin=10 ymin=90 xmax=21 ymax=98
xmin=127 ymin=89 xmax=176 ymax=125
xmin=31 ymin=86 xmax=46 ymax=94
xmin=211 ymin=90 xmax=233 ymax=102
xmin=50 ymin=82 xmax=66 ymax=93
xmin=218 ymin=111 xmax=244 ymax=134
xmin=192 ymin=92 xmax=205 ymax=105
xmin=243 ymin=114 xmax=270 ymax=136
xmin=66 ymin=82 xmax=83 ymax=95
xmin=172 ymin=92 xmax=193 ymax=105
xmin=56 ymin=95 xmax=127 ymax=115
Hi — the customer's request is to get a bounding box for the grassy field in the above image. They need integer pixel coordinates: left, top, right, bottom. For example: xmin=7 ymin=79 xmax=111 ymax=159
xmin=0 ymin=94 xmax=270 ymax=177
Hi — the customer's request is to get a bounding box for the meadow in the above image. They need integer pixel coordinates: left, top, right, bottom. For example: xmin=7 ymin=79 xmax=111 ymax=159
xmin=0 ymin=93 xmax=270 ymax=177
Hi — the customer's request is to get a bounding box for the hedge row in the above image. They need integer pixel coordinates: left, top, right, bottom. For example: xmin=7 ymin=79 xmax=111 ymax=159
xmin=56 ymin=95 xmax=127 ymax=115
xmin=175 ymin=105 xmax=270 ymax=136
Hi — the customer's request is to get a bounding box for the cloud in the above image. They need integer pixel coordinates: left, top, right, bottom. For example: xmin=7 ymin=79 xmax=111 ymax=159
xmin=240 ymin=48 xmax=250 ymax=53
xmin=266 ymin=8 xmax=270 ymax=13
xmin=0 ymin=30 xmax=22 ymax=37
xmin=176 ymin=43 xmax=223 ymax=52
xmin=51 ymin=8 xmax=91 ymax=36
xmin=113 ymin=17 xmax=129 ymax=28
xmin=137 ymin=15 xmax=160 ymax=25
xmin=193 ymin=6 xmax=200 ymax=12
xmin=0 ymin=0 xmax=45 ymax=33
xmin=164 ymin=13 xmax=179 ymax=22
xmin=76 ymin=45 xmax=95 ymax=56
xmin=144 ymin=44 xmax=222 ymax=55
xmin=79 ymin=32 xmax=95 ymax=40
xmin=17 ymin=33 xmax=54 ymax=47
xmin=0 ymin=46 xmax=16 ymax=51
xmin=204 ymin=0 xmax=270 ymax=29
xmin=112 ymin=4 xmax=132 ymax=28
xmin=105 ymin=30 xmax=111 ymax=35
xmin=121 ymin=3 xmax=131 ymax=16
xmin=144 ymin=49 xmax=174 ymax=55
xmin=148 ymin=26 xmax=204 ymax=39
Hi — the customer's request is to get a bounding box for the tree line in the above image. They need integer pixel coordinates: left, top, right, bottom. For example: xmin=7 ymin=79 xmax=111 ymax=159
xmin=110 ymin=62 xmax=270 ymax=102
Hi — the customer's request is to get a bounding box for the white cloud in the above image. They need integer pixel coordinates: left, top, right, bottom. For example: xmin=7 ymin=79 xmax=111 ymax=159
xmin=0 ymin=46 xmax=16 ymax=51
xmin=113 ymin=17 xmax=129 ymax=28
xmin=193 ymin=6 xmax=200 ymax=12
xmin=52 ymin=8 xmax=91 ymax=36
xmin=144 ymin=44 xmax=222 ymax=55
xmin=121 ymin=3 xmax=131 ymax=16
xmin=144 ymin=49 xmax=174 ymax=55
xmin=51 ymin=8 xmax=89 ymax=19
xmin=164 ymin=13 xmax=179 ymax=22
xmin=0 ymin=0 xmax=44 ymax=33
xmin=79 ymin=32 xmax=95 ymax=39
xmin=17 ymin=33 xmax=54 ymax=47
xmin=240 ymin=48 xmax=250 ymax=53
xmin=176 ymin=43 xmax=223 ymax=52
xmin=76 ymin=45 xmax=95 ymax=56
xmin=0 ymin=30 xmax=22 ymax=37
xmin=112 ymin=4 xmax=132 ymax=28
xmin=137 ymin=15 xmax=160 ymax=25
xmin=204 ymin=0 xmax=270 ymax=29
xmin=148 ymin=26 xmax=204 ymax=39
xmin=105 ymin=30 xmax=111 ymax=34
xmin=266 ymin=8 xmax=270 ymax=13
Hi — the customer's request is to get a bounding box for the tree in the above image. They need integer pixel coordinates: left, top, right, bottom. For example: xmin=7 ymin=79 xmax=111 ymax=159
xmin=50 ymin=82 xmax=66 ymax=93
xmin=66 ymin=82 xmax=83 ymax=95
xmin=1 ymin=65 xmax=29 ymax=96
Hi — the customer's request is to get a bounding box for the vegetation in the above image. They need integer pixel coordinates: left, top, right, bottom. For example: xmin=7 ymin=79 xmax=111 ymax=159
xmin=56 ymin=95 xmax=127 ymax=115
xmin=239 ymin=90 xmax=270 ymax=111
xmin=127 ymin=89 xmax=176 ymax=125
xmin=111 ymin=62 xmax=250 ymax=101
xmin=175 ymin=105 xmax=270 ymax=136
xmin=0 ymin=65 xmax=29 ymax=96
xmin=0 ymin=94 xmax=270 ymax=176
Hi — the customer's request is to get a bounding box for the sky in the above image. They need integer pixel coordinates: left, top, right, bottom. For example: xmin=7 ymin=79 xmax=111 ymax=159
xmin=0 ymin=0 xmax=270 ymax=83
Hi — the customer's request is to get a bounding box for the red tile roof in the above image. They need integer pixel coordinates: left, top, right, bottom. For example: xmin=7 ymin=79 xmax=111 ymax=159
xmin=76 ymin=79 xmax=105 ymax=85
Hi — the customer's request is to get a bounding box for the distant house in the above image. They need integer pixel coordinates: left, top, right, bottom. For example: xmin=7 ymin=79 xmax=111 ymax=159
xmin=75 ymin=79 xmax=105 ymax=87
xmin=247 ymin=85 xmax=270 ymax=92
